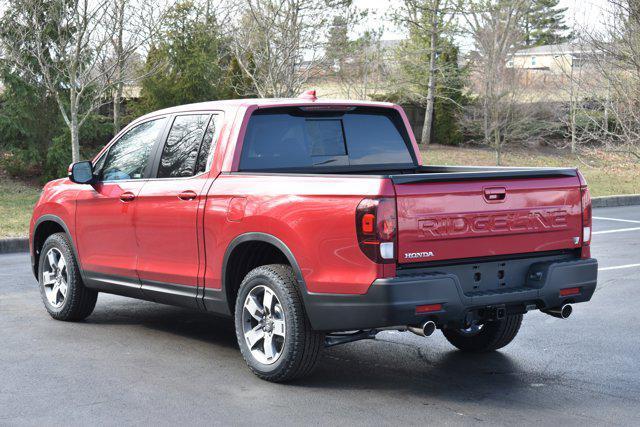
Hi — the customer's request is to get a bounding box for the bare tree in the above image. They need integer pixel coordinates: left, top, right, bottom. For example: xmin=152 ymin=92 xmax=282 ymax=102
xmin=231 ymin=0 xmax=351 ymax=98
xmin=107 ymin=0 xmax=170 ymax=133
xmin=586 ymin=0 xmax=640 ymax=158
xmin=1 ymin=0 xmax=166 ymax=162
xmin=463 ymin=0 xmax=531 ymax=163
xmin=393 ymin=0 xmax=461 ymax=145
xmin=328 ymin=28 xmax=389 ymax=99
xmin=549 ymin=40 xmax=610 ymax=153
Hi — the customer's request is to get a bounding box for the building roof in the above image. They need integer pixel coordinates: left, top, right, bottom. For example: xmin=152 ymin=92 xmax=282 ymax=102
xmin=513 ymin=42 xmax=596 ymax=56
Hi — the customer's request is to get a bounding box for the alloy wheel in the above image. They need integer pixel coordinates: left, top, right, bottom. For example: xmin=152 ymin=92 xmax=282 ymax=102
xmin=42 ymin=248 xmax=68 ymax=308
xmin=242 ymin=285 xmax=286 ymax=365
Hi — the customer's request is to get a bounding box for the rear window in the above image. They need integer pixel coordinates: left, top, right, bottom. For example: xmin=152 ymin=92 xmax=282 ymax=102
xmin=239 ymin=107 xmax=415 ymax=171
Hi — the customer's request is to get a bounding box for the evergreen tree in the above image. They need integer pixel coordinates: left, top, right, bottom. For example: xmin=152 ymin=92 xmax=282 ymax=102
xmin=433 ymin=41 xmax=465 ymax=145
xmin=136 ymin=1 xmax=239 ymax=114
xmin=0 ymin=68 xmax=62 ymax=176
xmin=0 ymin=0 xmax=65 ymax=176
xmin=522 ymin=0 xmax=572 ymax=46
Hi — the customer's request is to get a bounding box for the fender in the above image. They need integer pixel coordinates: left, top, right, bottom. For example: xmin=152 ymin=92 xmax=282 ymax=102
xmin=31 ymin=214 xmax=83 ymax=280
xmin=202 ymin=232 xmax=310 ymax=316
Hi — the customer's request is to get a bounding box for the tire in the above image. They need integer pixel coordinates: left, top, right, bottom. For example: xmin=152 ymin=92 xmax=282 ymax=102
xmin=38 ymin=232 xmax=97 ymax=321
xmin=234 ymin=264 xmax=323 ymax=382
xmin=442 ymin=314 xmax=523 ymax=352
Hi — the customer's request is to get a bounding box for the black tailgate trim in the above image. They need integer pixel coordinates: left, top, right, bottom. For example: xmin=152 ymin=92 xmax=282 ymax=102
xmin=391 ymin=167 xmax=577 ymax=184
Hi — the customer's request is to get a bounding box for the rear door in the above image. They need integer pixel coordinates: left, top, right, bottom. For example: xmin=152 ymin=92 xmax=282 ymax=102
xmin=135 ymin=113 xmax=220 ymax=308
xmin=393 ymin=176 xmax=583 ymax=264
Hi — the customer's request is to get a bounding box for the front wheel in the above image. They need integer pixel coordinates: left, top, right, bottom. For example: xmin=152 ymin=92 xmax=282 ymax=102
xmin=442 ymin=314 xmax=523 ymax=352
xmin=38 ymin=233 xmax=98 ymax=321
xmin=234 ymin=264 xmax=323 ymax=382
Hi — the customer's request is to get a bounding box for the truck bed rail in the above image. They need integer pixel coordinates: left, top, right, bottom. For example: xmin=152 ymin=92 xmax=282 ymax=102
xmin=390 ymin=165 xmax=578 ymax=184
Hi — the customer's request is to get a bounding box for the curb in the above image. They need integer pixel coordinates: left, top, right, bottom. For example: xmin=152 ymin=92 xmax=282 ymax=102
xmin=592 ymin=194 xmax=640 ymax=208
xmin=0 ymin=237 xmax=28 ymax=254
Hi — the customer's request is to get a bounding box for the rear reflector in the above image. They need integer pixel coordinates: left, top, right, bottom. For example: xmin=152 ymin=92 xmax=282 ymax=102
xmin=560 ymin=287 xmax=581 ymax=297
xmin=415 ymin=303 xmax=442 ymax=314
xmin=380 ymin=242 xmax=394 ymax=259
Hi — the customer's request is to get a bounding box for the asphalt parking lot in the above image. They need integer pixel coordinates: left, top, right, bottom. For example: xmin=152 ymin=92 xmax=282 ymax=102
xmin=1 ymin=205 xmax=639 ymax=426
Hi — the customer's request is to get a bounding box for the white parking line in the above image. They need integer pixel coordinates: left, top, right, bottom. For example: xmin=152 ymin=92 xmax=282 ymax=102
xmin=593 ymin=216 xmax=640 ymax=224
xmin=599 ymin=263 xmax=640 ymax=271
xmin=592 ymin=227 xmax=640 ymax=235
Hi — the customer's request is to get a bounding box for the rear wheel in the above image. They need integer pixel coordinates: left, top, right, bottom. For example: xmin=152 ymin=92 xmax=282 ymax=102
xmin=234 ymin=264 xmax=323 ymax=382
xmin=442 ymin=314 xmax=523 ymax=352
xmin=38 ymin=233 xmax=97 ymax=321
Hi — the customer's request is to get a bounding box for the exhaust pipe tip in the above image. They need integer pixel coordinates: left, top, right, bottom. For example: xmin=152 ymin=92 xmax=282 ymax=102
xmin=560 ymin=304 xmax=572 ymax=319
xmin=423 ymin=320 xmax=436 ymax=336
xmin=408 ymin=320 xmax=437 ymax=337
xmin=542 ymin=304 xmax=573 ymax=319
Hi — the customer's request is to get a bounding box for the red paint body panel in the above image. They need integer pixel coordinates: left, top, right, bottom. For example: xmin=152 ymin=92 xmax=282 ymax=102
xmin=75 ymin=181 xmax=146 ymax=277
xmin=202 ymin=174 xmax=395 ymax=294
xmin=134 ymin=175 xmax=211 ymax=287
xmin=30 ymin=179 xmax=79 ymax=256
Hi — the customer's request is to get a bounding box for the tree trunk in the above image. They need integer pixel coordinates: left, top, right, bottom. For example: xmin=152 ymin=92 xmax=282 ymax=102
xmin=69 ymin=87 xmax=81 ymax=163
xmin=113 ymin=0 xmax=125 ymax=134
xmin=70 ymin=111 xmax=80 ymax=163
xmin=113 ymin=82 xmax=123 ymax=134
xmin=483 ymin=72 xmax=491 ymax=145
xmin=494 ymin=127 xmax=501 ymax=166
xmin=421 ymin=7 xmax=439 ymax=146
xmin=569 ymin=64 xmax=576 ymax=153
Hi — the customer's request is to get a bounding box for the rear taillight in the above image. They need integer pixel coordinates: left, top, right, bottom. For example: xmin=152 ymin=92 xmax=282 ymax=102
xmin=356 ymin=198 xmax=397 ymax=263
xmin=582 ymin=188 xmax=592 ymax=243
xmin=578 ymin=171 xmax=592 ymax=258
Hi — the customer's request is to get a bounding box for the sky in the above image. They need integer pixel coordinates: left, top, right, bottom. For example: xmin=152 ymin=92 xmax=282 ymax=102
xmin=353 ymin=0 xmax=610 ymax=50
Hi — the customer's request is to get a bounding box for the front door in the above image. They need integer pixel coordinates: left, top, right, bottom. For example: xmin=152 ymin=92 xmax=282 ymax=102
xmin=76 ymin=117 xmax=168 ymax=293
xmin=135 ymin=113 xmax=219 ymax=308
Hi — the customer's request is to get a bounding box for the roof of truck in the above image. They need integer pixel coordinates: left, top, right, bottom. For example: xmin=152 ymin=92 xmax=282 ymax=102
xmin=139 ymin=96 xmax=397 ymax=120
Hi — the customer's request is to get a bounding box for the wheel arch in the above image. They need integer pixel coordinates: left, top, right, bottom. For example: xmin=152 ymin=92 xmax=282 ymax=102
xmin=32 ymin=215 xmax=78 ymax=278
xmin=222 ymin=232 xmax=308 ymax=314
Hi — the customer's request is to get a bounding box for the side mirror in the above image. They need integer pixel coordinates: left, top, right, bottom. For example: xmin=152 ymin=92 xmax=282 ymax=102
xmin=68 ymin=161 xmax=95 ymax=184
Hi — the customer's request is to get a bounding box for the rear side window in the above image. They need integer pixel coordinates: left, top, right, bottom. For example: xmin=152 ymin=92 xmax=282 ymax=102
xmin=239 ymin=107 xmax=414 ymax=171
xmin=195 ymin=115 xmax=218 ymax=174
xmin=101 ymin=118 xmax=166 ymax=181
xmin=158 ymin=114 xmax=210 ymax=178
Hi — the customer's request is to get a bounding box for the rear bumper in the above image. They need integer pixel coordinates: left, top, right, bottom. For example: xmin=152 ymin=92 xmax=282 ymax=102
xmin=305 ymin=257 xmax=598 ymax=331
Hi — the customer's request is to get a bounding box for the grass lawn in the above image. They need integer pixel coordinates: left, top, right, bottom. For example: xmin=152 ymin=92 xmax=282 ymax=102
xmin=423 ymin=145 xmax=640 ymax=198
xmin=0 ymin=175 xmax=40 ymax=238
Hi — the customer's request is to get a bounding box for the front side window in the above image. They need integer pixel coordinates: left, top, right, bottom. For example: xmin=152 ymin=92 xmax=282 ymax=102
xmin=101 ymin=118 xmax=166 ymax=181
xmin=158 ymin=114 xmax=210 ymax=178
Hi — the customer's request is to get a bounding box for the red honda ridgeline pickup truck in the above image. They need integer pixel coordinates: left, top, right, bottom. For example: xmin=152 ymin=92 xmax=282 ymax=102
xmin=30 ymin=94 xmax=598 ymax=382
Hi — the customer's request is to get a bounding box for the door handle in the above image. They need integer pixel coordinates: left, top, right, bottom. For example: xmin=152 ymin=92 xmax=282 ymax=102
xmin=120 ymin=191 xmax=136 ymax=202
xmin=178 ymin=190 xmax=197 ymax=201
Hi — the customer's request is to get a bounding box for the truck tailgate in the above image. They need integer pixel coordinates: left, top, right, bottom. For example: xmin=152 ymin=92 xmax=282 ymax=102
xmin=392 ymin=173 xmax=583 ymax=264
